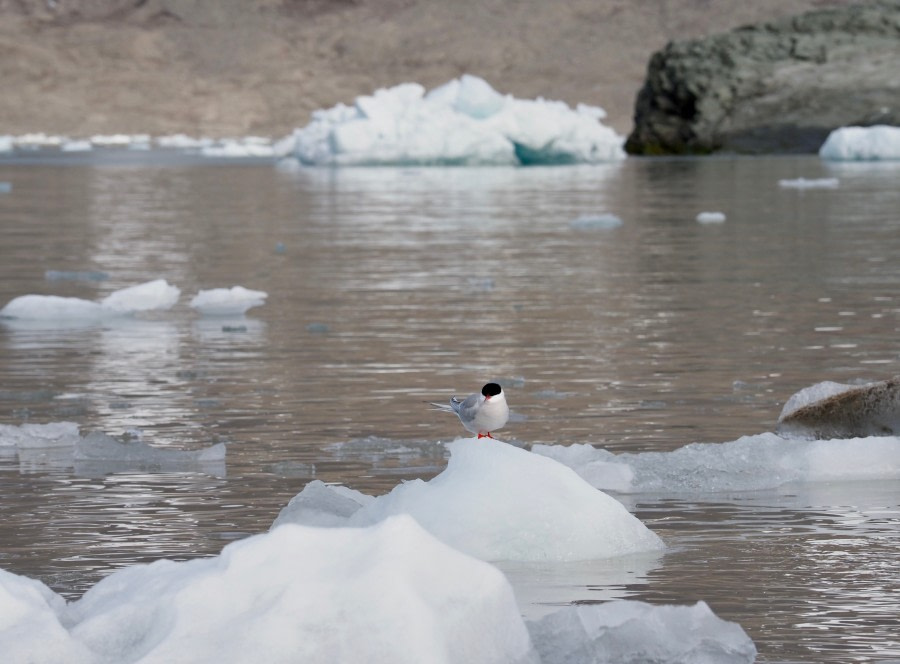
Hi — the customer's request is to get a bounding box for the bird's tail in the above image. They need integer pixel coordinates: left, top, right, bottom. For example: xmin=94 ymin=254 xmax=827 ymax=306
xmin=428 ymin=401 xmax=455 ymax=413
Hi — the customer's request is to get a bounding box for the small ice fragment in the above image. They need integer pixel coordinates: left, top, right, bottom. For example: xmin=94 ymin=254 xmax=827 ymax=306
xmin=696 ymin=211 xmax=726 ymax=223
xmin=569 ymin=213 xmax=623 ymax=230
xmin=61 ymin=140 xmax=93 ymax=152
xmin=527 ymin=600 xmax=757 ymax=664
xmin=100 ymin=279 xmax=180 ymax=314
xmin=0 ymin=422 xmax=80 ymax=449
xmin=44 ymin=269 xmax=110 ymax=282
xmin=777 ymin=177 xmax=839 ymax=189
xmin=190 ymin=286 xmax=268 ymax=316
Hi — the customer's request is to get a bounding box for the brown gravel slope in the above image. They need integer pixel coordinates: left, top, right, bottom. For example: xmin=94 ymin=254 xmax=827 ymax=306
xmin=0 ymin=0 xmax=848 ymax=138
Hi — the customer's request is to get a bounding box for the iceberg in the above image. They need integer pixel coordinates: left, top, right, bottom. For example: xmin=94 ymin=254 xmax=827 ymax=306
xmin=819 ymin=125 xmax=900 ymax=161
xmin=0 ymin=515 xmax=756 ymax=664
xmin=284 ymin=75 xmax=626 ymax=166
xmin=274 ymin=438 xmax=664 ymax=561
xmin=189 ymin=286 xmax=268 ymax=316
xmin=0 ymin=516 xmax=537 ymax=664
xmin=0 ymin=279 xmax=180 ymax=322
xmin=528 ymin=600 xmax=756 ymax=664
xmin=533 ymin=433 xmax=900 ymax=494
xmin=776 ymin=376 xmax=900 ymax=439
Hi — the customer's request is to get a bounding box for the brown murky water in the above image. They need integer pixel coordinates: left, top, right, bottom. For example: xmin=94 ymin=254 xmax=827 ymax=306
xmin=1 ymin=153 xmax=898 ymax=662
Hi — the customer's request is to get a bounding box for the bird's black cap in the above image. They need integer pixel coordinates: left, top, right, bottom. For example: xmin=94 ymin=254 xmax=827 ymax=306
xmin=482 ymin=383 xmax=502 ymax=397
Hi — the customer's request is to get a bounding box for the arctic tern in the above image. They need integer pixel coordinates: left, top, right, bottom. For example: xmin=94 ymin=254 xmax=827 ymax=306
xmin=432 ymin=382 xmax=509 ymax=439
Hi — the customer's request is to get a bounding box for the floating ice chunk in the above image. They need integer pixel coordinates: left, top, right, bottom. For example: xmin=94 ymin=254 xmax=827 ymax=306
xmin=1 ymin=279 xmax=180 ymax=322
xmin=61 ymin=140 xmax=93 ymax=152
xmin=534 ymin=433 xmax=900 ymax=493
xmin=777 ymin=377 xmax=900 ymax=439
xmin=0 ymin=295 xmax=106 ymax=320
xmin=74 ymin=431 xmax=225 ymax=463
xmin=0 ymin=422 xmax=80 ymax=449
xmin=15 ymin=133 xmax=65 ymax=147
xmin=99 ymin=279 xmax=180 ymax=314
xmin=278 ymin=439 xmax=664 ymax=561
xmin=155 ymin=134 xmax=216 ymax=149
xmin=696 ymin=211 xmax=726 ymax=223
xmin=287 ymin=76 xmax=625 ymax=166
xmin=777 ymin=177 xmax=839 ymax=189
xmin=0 ymin=516 xmax=537 ymax=664
xmin=189 ymin=286 xmax=268 ymax=316
xmin=569 ymin=213 xmax=623 ymax=230
xmin=0 ymin=135 xmax=13 ymax=153
xmin=200 ymin=138 xmax=277 ymax=158
xmin=527 ymin=600 xmax=757 ymax=664
xmin=819 ymin=125 xmax=900 ymax=161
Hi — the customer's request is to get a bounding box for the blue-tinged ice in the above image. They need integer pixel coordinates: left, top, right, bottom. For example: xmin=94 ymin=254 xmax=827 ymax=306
xmin=283 ymin=75 xmax=626 ymax=166
xmin=819 ymin=125 xmax=900 ymax=161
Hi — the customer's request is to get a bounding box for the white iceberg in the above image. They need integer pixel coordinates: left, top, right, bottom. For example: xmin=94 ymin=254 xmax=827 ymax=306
xmin=284 ymin=75 xmax=626 ymax=166
xmin=528 ymin=600 xmax=756 ymax=664
xmin=0 ymin=279 xmax=180 ymax=322
xmin=189 ymin=286 xmax=268 ymax=316
xmin=0 ymin=516 xmax=538 ymax=664
xmin=819 ymin=125 xmax=900 ymax=161
xmin=533 ymin=433 xmax=900 ymax=494
xmin=274 ymin=438 xmax=665 ymax=561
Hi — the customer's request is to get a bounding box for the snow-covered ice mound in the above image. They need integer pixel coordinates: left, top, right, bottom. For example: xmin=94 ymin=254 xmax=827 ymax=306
xmin=776 ymin=377 xmax=900 ymax=439
xmin=189 ymin=286 xmax=268 ymax=316
xmin=284 ymin=75 xmax=626 ymax=166
xmin=0 ymin=516 xmax=537 ymax=664
xmin=534 ymin=433 xmax=900 ymax=494
xmin=528 ymin=600 xmax=756 ymax=664
xmin=274 ymin=438 xmax=664 ymax=561
xmin=819 ymin=125 xmax=900 ymax=161
xmin=0 ymin=279 xmax=180 ymax=322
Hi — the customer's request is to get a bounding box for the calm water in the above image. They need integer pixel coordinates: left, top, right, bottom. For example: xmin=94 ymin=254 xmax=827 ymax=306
xmin=1 ymin=153 xmax=898 ymax=662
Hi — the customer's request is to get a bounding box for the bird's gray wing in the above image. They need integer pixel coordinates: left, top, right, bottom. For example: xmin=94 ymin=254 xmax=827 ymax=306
xmin=454 ymin=394 xmax=480 ymax=421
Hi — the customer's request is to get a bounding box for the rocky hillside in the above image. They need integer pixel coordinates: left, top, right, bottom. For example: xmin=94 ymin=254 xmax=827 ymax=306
xmin=0 ymin=0 xmax=844 ymax=139
xmin=625 ymin=0 xmax=900 ymax=154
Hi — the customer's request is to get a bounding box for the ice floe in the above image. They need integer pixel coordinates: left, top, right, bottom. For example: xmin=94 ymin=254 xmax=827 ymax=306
xmin=0 ymin=515 xmax=755 ymax=664
xmin=273 ymin=438 xmax=665 ymax=561
xmin=529 ymin=600 xmax=756 ymax=664
xmin=0 ymin=279 xmax=180 ymax=323
xmin=1 ymin=280 xmax=171 ymax=320
xmin=776 ymin=377 xmax=900 ymax=439
xmin=819 ymin=125 xmax=900 ymax=161
xmin=0 ymin=421 xmax=81 ymax=450
xmin=189 ymin=286 xmax=268 ymax=316
xmin=283 ymin=75 xmax=626 ymax=166
xmin=533 ymin=433 xmax=900 ymax=494
xmin=777 ymin=177 xmax=840 ymax=189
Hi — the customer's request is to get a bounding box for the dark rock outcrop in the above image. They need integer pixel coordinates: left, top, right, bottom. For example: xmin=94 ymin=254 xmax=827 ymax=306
xmin=625 ymin=0 xmax=900 ymax=155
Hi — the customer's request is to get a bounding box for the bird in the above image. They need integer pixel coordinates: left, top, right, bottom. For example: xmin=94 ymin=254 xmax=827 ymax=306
xmin=431 ymin=382 xmax=509 ymax=439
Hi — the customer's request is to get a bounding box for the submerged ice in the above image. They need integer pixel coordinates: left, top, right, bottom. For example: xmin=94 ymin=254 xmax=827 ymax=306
xmin=274 ymin=438 xmax=664 ymax=561
xmin=283 ymin=75 xmax=626 ymax=166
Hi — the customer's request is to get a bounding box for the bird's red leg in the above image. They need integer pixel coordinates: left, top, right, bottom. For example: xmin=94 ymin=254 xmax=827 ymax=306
xmin=477 ymin=432 xmax=494 ymax=439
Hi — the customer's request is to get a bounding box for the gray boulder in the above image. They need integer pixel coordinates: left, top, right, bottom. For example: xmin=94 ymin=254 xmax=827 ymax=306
xmin=625 ymin=0 xmax=900 ymax=155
